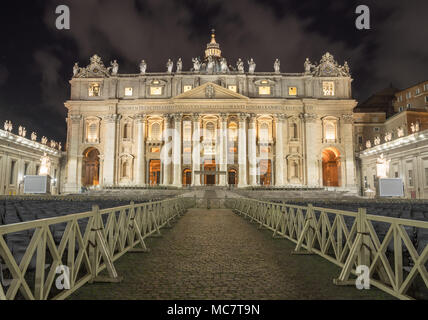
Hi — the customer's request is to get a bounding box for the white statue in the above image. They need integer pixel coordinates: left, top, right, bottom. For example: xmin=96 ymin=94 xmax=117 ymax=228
xmin=192 ymin=57 xmax=201 ymax=72
xmin=3 ymin=120 xmax=7 ymax=131
xmin=206 ymin=56 xmax=215 ymax=73
xmin=139 ymin=60 xmax=147 ymax=74
xmin=304 ymin=58 xmax=314 ymax=74
xmin=248 ymin=58 xmax=256 ymax=74
xmin=416 ymin=122 xmax=420 ymax=132
xmin=5 ymin=120 xmax=12 ymax=132
xmin=39 ymin=153 xmax=52 ymax=176
xmin=58 ymin=142 xmax=62 ymax=151
xmin=50 ymin=140 xmax=57 ymax=148
xmin=166 ymin=59 xmax=174 ymax=73
xmin=274 ymin=59 xmax=280 ymax=73
xmin=236 ymin=58 xmax=244 ymax=73
xmin=410 ymin=122 xmax=420 ymax=133
xmin=366 ymin=140 xmax=371 ymax=149
xmin=397 ymin=126 xmax=404 ymax=137
xmin=110 ymin=60 xmax=119 ymax=75
xmin=73 ymin=62 xmax=80 ymax=76
xmin=22 ymin=127 xmax=26 ymax=137
xmin=220 ymin=58 xmax=229 ymax=73
xmin=41 ymin=136 xmax=48 ymax=145
xmin=374 ymin=136 xmax=381 ymax=146
xmin=176 ymin=58 xmax=183 ymax=73
xmin=31 ymin=132 xmax=37 ymax=141
xmin=18 ymin=126 xmax=23 ymax=136
xmin=376 ymin=154 xmax=390 ymax=178
xmin=384 ymin=132 xmax=392 ymax=142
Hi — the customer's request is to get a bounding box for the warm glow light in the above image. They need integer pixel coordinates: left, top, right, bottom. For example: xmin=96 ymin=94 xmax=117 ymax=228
xmin=288 ymin=87 xmax=297 ymax=96
xmin=125 ymin=87 xmax=133 ymax=96
xmin=322 ymin=81 xmax=335 ymax=96
xmin=183 ymin=85 xmax=193 ymax=92
xmin=227 ymin=85 xmax=237 ymax=92
xmin=150 ymin=86 xmax=163 ymax=95
xmin=258 ymin=86 xmax=271 ymax=95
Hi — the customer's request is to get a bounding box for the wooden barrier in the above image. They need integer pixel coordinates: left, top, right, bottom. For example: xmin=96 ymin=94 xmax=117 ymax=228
xmin=229 ymin=197 xmax=428 ymax=300
xmin=0 ymin=197 xmax=187 ymax=300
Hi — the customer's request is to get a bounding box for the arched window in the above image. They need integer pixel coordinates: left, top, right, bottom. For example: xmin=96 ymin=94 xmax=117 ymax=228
xmin=205 ymin=122 xmax=216 ymax=141
xmin=122 ymin=161 xmax=129 ymax=178
xmin=151 ymin=123 xmax=161 ymax=140
xmin=228 ymin=122 xmax=238 ymax=141
xmin=260 ymin=123 xmax=269 ymax=142
xmin=88 ymin=123 xmax=98 ymax=142
xmin=123 ymin=123 xmax=131 ymax=140
xmin=290 ymin=122 xmax=298 ymax=139
xmin=323 ymin=119 xmax=337 ymax=141
xmin=183 ymin=121 xmax=192 ymax=141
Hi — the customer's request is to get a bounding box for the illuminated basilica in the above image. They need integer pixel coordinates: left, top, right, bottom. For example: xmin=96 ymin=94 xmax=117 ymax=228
xmin=63 ymin=30 xmax=357 ymax=193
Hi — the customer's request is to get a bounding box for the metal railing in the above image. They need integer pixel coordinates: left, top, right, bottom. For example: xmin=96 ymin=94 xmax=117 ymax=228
xmin=229 ymin=197 xmax=428 ymax=300
xmin=0 ymin=197 xmax=188 ymax=300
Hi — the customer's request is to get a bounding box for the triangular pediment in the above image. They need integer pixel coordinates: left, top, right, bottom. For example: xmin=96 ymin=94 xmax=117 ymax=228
xmin=173 ymin=82 xmax=249 ymax=100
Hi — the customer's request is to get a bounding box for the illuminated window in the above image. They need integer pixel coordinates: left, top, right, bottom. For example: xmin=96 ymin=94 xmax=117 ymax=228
xmin=150 ymin=86 xmax=163 ymax=96
xmin=125 ymin=87 xmax=133 ymax=96
xmin=151 ymin=123 xmax=161 ymax=140
xmin=260 ymin=123 xmax=269 ymax=142
xmin=183 ymin=85 xmax=193 ymax=93
xmin=288 ymin=87 xmax=297 ymax=96
xmin=183 ymin=147 xmax=191 ymax=153
xmin=325 ymin=122 xmax=336 ymax=140
xmin=228 ymin=122 xmax=238 ymax=141
xmin=259 ymin=86 xmax=271 ymax=95
xmin=322 ymin=81 xmax=335 ymax=96
xmin=86 ymin=120 xmax=99 ymax=143
xmin=88 ymin=83 xmax=101 ymax=97
xmin=183 ymin=122 xmax=192 ymax=141
xmin=229 ymin=147 xmax=237 ymax=153
xmin=151 ymin=147 xmax=160 ymax=153
xmin=228 ymin=85 xmax=237 ymax=92
xmin=205 ymin=122 xmax=216 ymax=141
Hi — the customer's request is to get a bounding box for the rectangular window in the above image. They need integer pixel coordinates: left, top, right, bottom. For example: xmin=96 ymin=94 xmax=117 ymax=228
xmin=322 ymin=81 xmax=335 ymax=96
xmin=416 ymin=88 xmax=421 ymax=95
xmin=150 ymin=86 xmax=163 ymax=96
xmin=36 ymin=165 xmax=40 ymax=175
xmin=424 ymin=84 xmax=428 ymax=91
xmin=395 ymin=171 xmax=399 ymax=178
xmin=374 ymin=127 xmax=380 ymax=132
xmin=425 ymin=96 xmax=428 ymax=103
xmin=406 ymin=92 xmax=411 ymax=99
xmin=9 ymin=160 xmax=16 ymax=185
xmin=24 ymin=162 xmax=29 ymax=176
xmin=358 ymin=136 xmax=363 ymax=144
xmin=399 ymin=106 xmax=404 ymax=112
xmin=150 ymin=147 xmax=160 ymax=153
xmin=183 ymin=85 xmax=193 ymax=93
xmin=124 ymin=87 xmax=133 ymax=96
xmin=408 ymin=170 xmax=413 ymax=187
xmin=227 ymin=85 xmax=237 ymax=92
xmin=407 ymin=103 xmax=411 ymax=108
xmin=288 ymin=87 xmax=297 ymax=96
xmin=88 ymin=83 xmax=101 ymax=97
xmin=258 ymin=86 xmax=271 ymax=95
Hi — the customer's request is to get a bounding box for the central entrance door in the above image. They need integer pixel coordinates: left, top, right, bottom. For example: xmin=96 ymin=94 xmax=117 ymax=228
xmin=149 ymin=160 xmax=161 ymax=186
xmin=204 ymin=160 xmax=216 ymax=185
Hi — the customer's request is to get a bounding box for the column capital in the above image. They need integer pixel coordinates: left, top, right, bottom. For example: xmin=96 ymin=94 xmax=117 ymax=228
xmin=300 ymin=113 xmax=317 ymax=123
xmin=275 ymin=114 xmax=287 ymax=121
xmin=172 ymin=113 xmax=183 ymax=121
xmin=134 ymin=113 xmax=147 ymax=123
xmin=342 ymin=114 xmax=354 ymax=124
xmin=69 ymin=114 xmax=82 ymax=124
xmin=238 ymin=113 xmax=249 ymax=122
xmin=103 ymin=114 xmax=121 ymax=123
xmin=220 ymin=113 xmax=229 ymax=122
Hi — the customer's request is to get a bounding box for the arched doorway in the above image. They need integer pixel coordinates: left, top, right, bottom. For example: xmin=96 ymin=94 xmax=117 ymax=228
xmin=183 ymin=169 xmax=192 ymax=186
xmin=82 ymin=148 xmax=100 ymax=187
xmin=149 ymin=160 xmax=161 ymax=186
xmin=259 ymin=160 xmax=272 ymax=186
xmin=228 ymin=169 xmax=237 ymax=186
xmin=204 ymin=160 xmax=216 ymax=185
xmin=322 ymin=147 xmax=341 ymax=187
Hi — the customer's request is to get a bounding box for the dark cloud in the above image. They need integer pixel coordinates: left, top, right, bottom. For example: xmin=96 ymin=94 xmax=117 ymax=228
xmin=0 ymin=0 xmax=427 ymax=143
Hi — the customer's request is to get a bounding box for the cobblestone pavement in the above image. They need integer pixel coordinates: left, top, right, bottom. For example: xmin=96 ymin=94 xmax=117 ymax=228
xmin=70 ymin=208 xmax=393 ymax=300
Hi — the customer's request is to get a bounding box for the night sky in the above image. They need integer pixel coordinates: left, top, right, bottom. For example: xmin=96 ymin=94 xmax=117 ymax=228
xmin=0 ymin=0 xmax=427 ymax=144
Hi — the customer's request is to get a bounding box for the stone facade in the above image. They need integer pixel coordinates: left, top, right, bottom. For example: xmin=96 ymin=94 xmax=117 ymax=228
xmin=0 ymin=126 xmax=62 ymax=195
xmin=63 ymin=32 xmax=357 ymax=193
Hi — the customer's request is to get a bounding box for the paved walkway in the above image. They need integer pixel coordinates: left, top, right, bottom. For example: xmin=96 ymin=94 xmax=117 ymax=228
xmin=70 ymin=209 xmax=392 ymax=300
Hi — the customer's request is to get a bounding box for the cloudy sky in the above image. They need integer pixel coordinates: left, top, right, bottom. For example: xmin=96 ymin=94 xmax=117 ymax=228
xmin=0 ymin=0 xmax=427 ymax=143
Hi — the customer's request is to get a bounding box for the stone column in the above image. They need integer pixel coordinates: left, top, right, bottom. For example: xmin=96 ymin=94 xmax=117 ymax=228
xmin=219 ymin=113 xmax=228 ymax=186
xmin=192 ymin=114 xmax=201 ymax=186
xmin=135 ymin=114 xmax=147 ymax=186
xmin=103 ymin=114 xmax=120 ymax=186
xmin=302 ymin=113 xmax=319 ymax=186
xmin=342 ymin=114 xmax=357 ymax=190
xmin=248 ymin=114 xmax=257 ymax=186
xmin=64 ymin=114 xmax=82 ymax=193
xmin=162 ymin=115 xmax=171 ymax=186
xmin=172 ymin=113 xmax=183 ymax=187
xmin=238 ymin=113 xmax=248 ymax=187
xmin=275 ymin=114 xmax=285 ymax=186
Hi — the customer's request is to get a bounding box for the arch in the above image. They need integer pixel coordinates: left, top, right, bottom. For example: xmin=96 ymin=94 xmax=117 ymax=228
xmin=182 ymin=168 xmax=192 ymax=186
xmin=322 ymin=147 xmax=341 ymax=187
xmin=204 ymin=160 xmax=216 ymax=185
xmin=149 ymin=160 xmax=161 ymax=186
xmin=228 ymin=122 xmax=238 ymax=141
xmin=228 ymin=169 xmax=237 ymax=186
xmin=82 ymin=148 xmax=100 ymax=187
xmin=259 ymin=159 xmax=272 ymax=186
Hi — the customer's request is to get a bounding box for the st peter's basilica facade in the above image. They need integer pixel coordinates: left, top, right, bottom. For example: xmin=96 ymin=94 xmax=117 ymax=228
xmin=63 ymin=31 xmax=357 ymax=193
